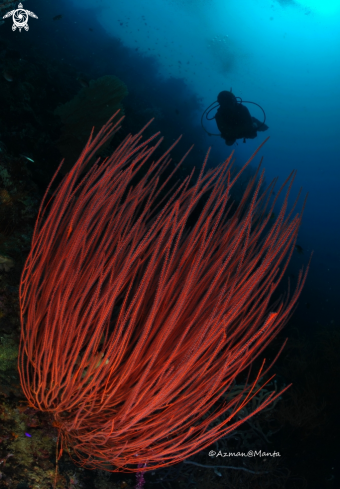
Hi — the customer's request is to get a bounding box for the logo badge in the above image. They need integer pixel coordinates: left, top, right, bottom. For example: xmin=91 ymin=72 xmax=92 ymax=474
xmin=3 ymin=2 xmax=38 ymax=32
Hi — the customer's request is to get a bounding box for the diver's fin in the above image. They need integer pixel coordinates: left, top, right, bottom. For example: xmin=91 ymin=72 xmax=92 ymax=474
xmin=252 ymin=117 xmax=268 ymax=132
xmin=257 ymin=123 xmax=269 ymax=132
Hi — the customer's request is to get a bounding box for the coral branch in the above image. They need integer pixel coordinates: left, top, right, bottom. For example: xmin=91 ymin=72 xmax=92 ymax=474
xmin=19 ymin=112 xmax=308 ymax=471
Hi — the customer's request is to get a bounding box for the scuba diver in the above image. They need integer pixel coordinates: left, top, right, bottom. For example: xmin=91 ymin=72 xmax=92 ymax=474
xmin=201 ymin=89 xmax=269 ymax=146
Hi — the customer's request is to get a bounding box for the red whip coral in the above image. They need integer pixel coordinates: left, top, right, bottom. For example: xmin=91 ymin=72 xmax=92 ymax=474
xmin=19 ymin=112 xmax=308 ymax=471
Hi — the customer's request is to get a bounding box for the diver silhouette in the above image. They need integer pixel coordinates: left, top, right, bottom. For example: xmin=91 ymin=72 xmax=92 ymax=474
xmin=201 ymin=90 xmax=269 ymax=146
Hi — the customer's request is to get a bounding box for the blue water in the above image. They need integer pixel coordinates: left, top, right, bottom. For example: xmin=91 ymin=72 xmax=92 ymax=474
xmin=49 ymin=0 xmax=340 ymax=332
xmin=1 ymin=0 xmax=338 ymax=378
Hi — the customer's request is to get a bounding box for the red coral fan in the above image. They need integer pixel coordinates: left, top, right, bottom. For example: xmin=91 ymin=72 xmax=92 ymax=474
xmin=19 ymin=112 xmax=308 ymax=471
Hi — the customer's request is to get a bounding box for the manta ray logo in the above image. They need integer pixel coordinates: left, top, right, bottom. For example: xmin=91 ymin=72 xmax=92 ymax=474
xmin=3 ymin=2 xmax=38 ymax=32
